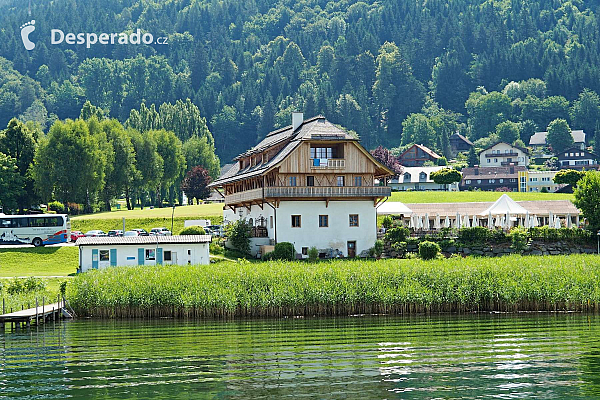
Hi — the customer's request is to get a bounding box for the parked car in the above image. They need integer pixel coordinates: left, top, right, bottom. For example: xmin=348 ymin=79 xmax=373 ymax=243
xmin=207 ymin=225 xmax=224 ymax=236
xmin=70 ymin=230 xmax=85 ymax=242
xmin=150 ymin=227 xmax=172 ymax=236
xmin=107 ymin=230 xmax=123 ymax=237
xmin=123 ymin=230 xmax=140 ymax=237
xmin=132 ymin=228 xmax=149 ymax=236
xmin=85 ymin=230 xmax=107 ymax=237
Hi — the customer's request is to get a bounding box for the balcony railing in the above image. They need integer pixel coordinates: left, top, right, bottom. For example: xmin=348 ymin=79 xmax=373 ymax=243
xmin=485 ymin=152 xmax=519 ymax=158
xmin=224 ymin=188 xmax=263 ymax=204
xmin=310 ymin=158 xmax=345 ymax=169
xmin=264 ymin=186 xmax=391 ymax=198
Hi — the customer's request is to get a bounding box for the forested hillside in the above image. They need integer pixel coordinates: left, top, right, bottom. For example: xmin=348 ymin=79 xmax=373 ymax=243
xmin=1 ymin=0 xmax=600 ymax=163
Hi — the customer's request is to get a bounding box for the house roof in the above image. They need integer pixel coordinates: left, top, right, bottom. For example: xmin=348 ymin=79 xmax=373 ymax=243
xmin=461 ymin=166 xmax=527 ymax=180
xmin=210 ymin=115 xmax=394 ymax=187
xmin=479 ymin=142 xmax=530 ymax=155
xmin=529 ymin=130 xmax=586 ymax=146
xmin=390 ymin=166 xmax=449 ymax=184
xmin=76 ymin=235 xmax=212 ymax=246
xmin=399 ymin=144 xmax=441 ymax=160
xmin=450 ymin=133 xmax=473 ymax=146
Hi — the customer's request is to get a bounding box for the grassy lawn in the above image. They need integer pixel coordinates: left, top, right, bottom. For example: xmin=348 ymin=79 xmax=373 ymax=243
xmin=72 ymin=203 xmax=224 ymax=220
xmin=0 ymin=247 xmax=79 ymax=277
xmin=390 ymin=191 xmax=574 ymax=203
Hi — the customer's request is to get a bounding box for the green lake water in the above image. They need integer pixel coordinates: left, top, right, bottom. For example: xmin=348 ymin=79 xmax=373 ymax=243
xmin=2 ymin=314 xmax=600 ymax=399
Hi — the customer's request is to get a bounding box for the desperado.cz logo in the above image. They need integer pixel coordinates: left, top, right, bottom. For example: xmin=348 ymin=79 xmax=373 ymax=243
xmin=20 ymin=20 xmax=167 ymax=51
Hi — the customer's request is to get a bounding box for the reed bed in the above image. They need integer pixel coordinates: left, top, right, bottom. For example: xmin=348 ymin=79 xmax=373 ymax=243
xmin=68 ymin=255 xmax=600 ymax=318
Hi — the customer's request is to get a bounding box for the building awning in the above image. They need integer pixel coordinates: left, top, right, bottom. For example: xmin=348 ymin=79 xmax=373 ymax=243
xmin=377 ymin=202 xmax=413 ymax=216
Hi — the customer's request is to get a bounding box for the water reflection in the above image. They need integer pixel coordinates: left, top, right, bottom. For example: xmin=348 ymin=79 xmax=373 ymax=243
xmin=0 ymin=314 xmax=599 ymax=399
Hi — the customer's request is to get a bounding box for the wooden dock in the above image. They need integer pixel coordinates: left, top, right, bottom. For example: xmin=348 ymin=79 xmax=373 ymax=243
xmin=0 ymin=298 xmax=69 ymax=328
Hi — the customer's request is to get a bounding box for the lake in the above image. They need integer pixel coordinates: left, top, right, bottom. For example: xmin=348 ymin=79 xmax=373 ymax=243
xmin=2 ymin=314 xmax=600 ymax=399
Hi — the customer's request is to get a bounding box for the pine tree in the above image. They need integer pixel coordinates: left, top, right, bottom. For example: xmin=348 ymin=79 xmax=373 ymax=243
xmin=467 ymin=146 xmax=478 ymax=167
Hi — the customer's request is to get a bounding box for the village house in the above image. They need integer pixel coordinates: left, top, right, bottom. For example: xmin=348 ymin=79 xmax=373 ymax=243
xmin=209 ymin=113 xmax=393 ymax=258
xmin=449 ymin=133 xmax=473 ymax=156
xmin=389 ymin=166 xmax=460 ymax=191
xmin=479 ymin=142 xmax=530 ymax=167
xmin=76 ymin=236 xmax=212 ymax=272
xmin=558 ymin=146 xmax=599 ymax=170
xmin=460 ymin=166 xmax=526 ymax=191
xmin=529 ymin=130 xmax=586 ymax=153
xmin=517 ymin=170 xmax=564 ymax=192
xmin=398 ymin=144 xmax=441 ymax=166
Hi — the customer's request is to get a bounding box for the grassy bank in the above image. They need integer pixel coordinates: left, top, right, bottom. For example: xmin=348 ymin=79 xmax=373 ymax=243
xmin=390 ymin=191 xmax=574 ymax=203
xmin=0 ymin=247 xmax=78 ymax=277
xmin=68 ymin=255 xmax=600 ymax=318
xmin=71 ymin=203 xmax=224 ymax=220
xmin=0 ymin=277 xmax=64 ymax=313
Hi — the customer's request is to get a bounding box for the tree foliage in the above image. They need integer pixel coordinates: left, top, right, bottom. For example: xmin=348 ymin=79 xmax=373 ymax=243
xmin=574 ymin=171 xmax=600 ymax=232
xmin=181 ymin=166 xmax=212 ymax=205
xmin=369 ymin=146 xmax=402 ymax=174
xmin=553 ymin=169 xmax=585 ymax=187
xmin=430 ymin=168 xmax=462 ymax=188
xmin=547 ymin=119 xmax=574 ymax=154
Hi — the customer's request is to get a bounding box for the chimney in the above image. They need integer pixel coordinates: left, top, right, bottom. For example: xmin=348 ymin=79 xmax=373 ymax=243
xmin=474 ymin=168 xmax=479 ymax=175
xmin=292 ymin=112 xmax=303 ymax=131
xmin=510 ymin=166 xmax=515 ymax=174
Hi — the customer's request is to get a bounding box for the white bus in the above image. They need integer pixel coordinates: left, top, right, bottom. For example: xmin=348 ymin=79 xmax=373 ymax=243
xmin=0 ymin=214 xmax=71 ymax=247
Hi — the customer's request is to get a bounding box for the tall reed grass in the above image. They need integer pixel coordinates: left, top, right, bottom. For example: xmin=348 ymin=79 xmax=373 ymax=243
xmin=68 ymin=255 xmax=600 ymax=318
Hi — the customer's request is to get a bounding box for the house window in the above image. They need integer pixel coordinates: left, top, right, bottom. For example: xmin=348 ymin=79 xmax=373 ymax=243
xmin=289 ymin=176 xmax=297 ymax=186
xmin=494 ymin=158 xmax=498 ymax=163
xmin=164 ymin=251 xmax=172 ymax=261
xmin=404 ymin=173 xmax=411 ymax=182
xmin=490 ymin=179 xmax=495 ymax=183
xmin=477 ymin=179 xmax=481 ymax=184
xmin=419 ymin=172 xmax=427 ymax=182
xmin=349 ymin=214 xmax=359 ymax=227
xmin=565 ymin=152 xmax=569 ymax=156
xmin=291 ymin=215 xmax=301 ymax=228
xmin=302 ymin=247 xmax=308 ymax=256
xmin=499 ymin=179 xmax=504 ymax=183
xmin=487 ymin=159 xmax=491 ymax=163
xmin=307 ymin=176 xmax=315 ymax=187
xmin=465 ymin=180 xmax=471 ymax=184
xmin=355 ymin=176 xmax=362 ymax=187
xmin=337 ymin=176 xmax=345 ymax=187
xmin=319 ymin=215 xmax=329 ymax=227
xmin=510 ymin=178 xmax=517 ymax=183
xmin=145 ymin=249 xmax=156 ymax=261
xmin=99 ymin=250 xmax=109 ymax=261
xmin=270 ymin=216 xmax=273 ymax=229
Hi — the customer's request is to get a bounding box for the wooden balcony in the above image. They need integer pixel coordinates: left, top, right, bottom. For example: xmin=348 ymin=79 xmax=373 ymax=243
xmin=485 ymin=152 xmax=519 ymax=158
xmin=310 ymin=158 xmax=345 ymax=169
xmin=224 ymin=186 xmax=391 ymax=205
xmin=264 ymin=186 xmax=391 ymax=198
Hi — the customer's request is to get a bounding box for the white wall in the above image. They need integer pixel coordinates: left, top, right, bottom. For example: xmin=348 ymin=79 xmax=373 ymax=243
xmin=480 ymin=143 xmax=529 ymax=167
xmin=79 ymin=243 xmax=210 ymax=272
xmin=223 ymin=203 xmax=275 ymax=241
xmin=275 ymin=200 xmax=377 ymax=257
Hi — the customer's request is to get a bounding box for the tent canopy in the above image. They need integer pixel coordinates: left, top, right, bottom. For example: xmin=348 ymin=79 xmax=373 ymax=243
xmin=479 ymin=194 xmax=528 ymax=216
xmin=377 ymin=201 xmax=413 ymax=216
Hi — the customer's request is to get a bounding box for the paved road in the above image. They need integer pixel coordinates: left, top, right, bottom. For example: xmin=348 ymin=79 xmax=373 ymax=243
xmin=0 ymin=242 xmax=76 ymax=249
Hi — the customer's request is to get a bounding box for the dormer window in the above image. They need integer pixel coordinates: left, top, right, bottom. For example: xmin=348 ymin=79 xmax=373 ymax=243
xmin=419 ymin=172 xmax=427 ymax=182
xmin=403 ymin=173 xmax=411 ymax=183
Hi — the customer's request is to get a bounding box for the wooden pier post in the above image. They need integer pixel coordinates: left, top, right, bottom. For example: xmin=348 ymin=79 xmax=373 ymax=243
xmin=42 ymin=297 xmax=45 ymax=324
xmin=35 ymin=298 xmax=38 ymax=325
xmin=2 ymin=298 xmax=4 ymax=315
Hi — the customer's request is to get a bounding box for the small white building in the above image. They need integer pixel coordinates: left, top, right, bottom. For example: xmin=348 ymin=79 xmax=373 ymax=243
xmin=479 ymin=142 xmax=530 ymax=167
xmin=389 ymin=166 xmax=460 ymax=191
xmin=76 ymin=235 xmax=212 ymax=272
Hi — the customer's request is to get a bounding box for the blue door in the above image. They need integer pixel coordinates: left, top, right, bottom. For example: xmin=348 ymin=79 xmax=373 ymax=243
xmin=110 ymin=249 xmax=117 ymax=267
xmin=157 ymin=248 xmax=163 ymax=265
xmin=138 ymin=248 xmax=145 ymax=265
xmin=92 ymin=249 xmax=99 ymax=270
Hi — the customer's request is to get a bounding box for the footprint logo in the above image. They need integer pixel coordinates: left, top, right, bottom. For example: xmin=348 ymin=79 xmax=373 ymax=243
xmin=20 ymin=20 xmax=35 ymax=51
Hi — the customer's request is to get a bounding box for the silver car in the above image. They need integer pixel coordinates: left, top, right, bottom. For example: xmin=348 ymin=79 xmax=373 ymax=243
xmin=150 ymin=227 xmax=172 ymax=236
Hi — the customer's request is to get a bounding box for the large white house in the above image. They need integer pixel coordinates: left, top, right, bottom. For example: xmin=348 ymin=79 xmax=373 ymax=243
xmin=479 ymin=142 xmax=530 ymax=167
xmin=76 ymin=236 xmax=211 ymax=272
xmin=210 ymin=113 xmax=393 ymax=258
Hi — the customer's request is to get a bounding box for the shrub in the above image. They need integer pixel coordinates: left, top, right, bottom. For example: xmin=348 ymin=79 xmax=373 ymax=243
xmin=509 ymin=228 xmax=529 ymax=253
xmin=210 ymin=241 xmax=224 ymax=255
xmin=458 ymin=227 xmax=491 ymax=243
xmin=419 ymin=241 xmax=440 ymax=260
xmin=7 ymin=277 xmax=46 ymax=295
xmin=384 ymin=226 xmax=410 ymax=244
xmin=264 ymin=242 xmax=296 ymax=261
xmin=226 ymin=220 xmax=252 ymax=255
xmin=180 ymin=226 xmax=206 ymax=235
xmin=67 ymin=202 xmax=82 ymax=215
xmin=308 ymin=246 xmax=319 ymax=262
xmin=372 ymin=239 xmax=384 ymax=257
xmin=382 ymin=216 xmax=393 ymax=229
xmin=48 ymin=201 xmax=65 ymax=213
xmin=391 ymin=242 xmax=407 ymax=258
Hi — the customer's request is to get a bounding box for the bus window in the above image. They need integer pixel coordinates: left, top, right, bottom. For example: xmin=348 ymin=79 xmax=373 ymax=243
xmin=0 ymin=218 xmax=13 ymax=228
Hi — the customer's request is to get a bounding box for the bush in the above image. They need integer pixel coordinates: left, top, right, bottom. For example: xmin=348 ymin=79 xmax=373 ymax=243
xmin=458 ymin=227 xmax=491 ymax=243
xmin=210 ymin=241 xmax=224 ymax=255
xmin=509 ymin=228 xmax=529 ymax=253
xmin=391 ymin=241 xmax=407 ymax=258
xmin=419 ymin=241 xmax=440 ymax=260
xmin=180 ymin=226 xmax=206 ymax=235
xmin=48 ymin=201 xmax=65 ymax=213
xmin=7 ymin=277 xmax=46 ymax=295
xmin=308 ymin=246 xmax=319 ymax=262
xmin=226 ymin=220 xmax=252 ymax=255
xmin=67 ymin=202 xmax=82 ymax=215
xmin=384 ymin=226 xmax=410 ymax=244
xmin=264 ymin=242 xmax=296 ymax=261
xmin=382 ymin=216 xmax=393 ymax=229
xmin=372 ymin=239 xmax=384 ymax=257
